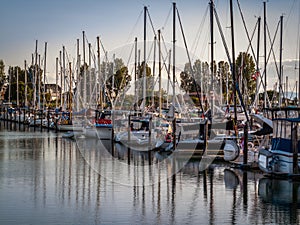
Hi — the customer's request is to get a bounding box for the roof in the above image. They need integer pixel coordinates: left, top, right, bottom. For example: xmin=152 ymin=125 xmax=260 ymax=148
xmin=273 ymin=117 xmax=300 ymax=123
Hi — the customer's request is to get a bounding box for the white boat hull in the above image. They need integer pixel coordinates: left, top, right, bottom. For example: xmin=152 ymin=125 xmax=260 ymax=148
xmin=258 ymin=149 xmax=300 ymax=174
xmin=115 ymin=130 xmax=163 ymax=151
xmin=84 ymin=126 xmax=113 ymax=140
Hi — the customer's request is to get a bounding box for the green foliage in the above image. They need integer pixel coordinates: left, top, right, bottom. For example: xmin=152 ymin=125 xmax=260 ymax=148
xmin=180 ymin=52 xmax=256 ymax=105
xmin=236 ymin=52 xmax=256 ymax=104
xmin=104 ymin=58 xmax=131 ymax=102
xmin=0 ymin=60 xmax=5 ymax=85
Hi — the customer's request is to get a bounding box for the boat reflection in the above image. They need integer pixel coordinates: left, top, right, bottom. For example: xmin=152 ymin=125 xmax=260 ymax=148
xmin=258 ymin=178 xmax=300 ymax=208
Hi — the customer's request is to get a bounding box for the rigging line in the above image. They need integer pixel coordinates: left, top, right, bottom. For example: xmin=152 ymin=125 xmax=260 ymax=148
xmin=266 ymin=20 xmax=285 ymax=98
xmin=126 ymin=41 xmax=135 ymax=67
xmin=176 ymin=7 xmax=204 ymax=113
xmin=236 ymin=0 xmax=257 ymax=63
xmin=146 ymin=40 xmax=155 ymax=64
xmin=214 ymin=7 xmax=232 ymax=65
xmin=284 ymin=0 xmax=296 ymax=30
xmin=146 ymin=8 xmax=157 ymax=36
xmin=251 ymin=21 xmax=281 ymax=108
xmin=125 ymin=9 xmax=144 ymax=44
xmin=296 ymin=0 xmax=300 ymax=68
xmin=162 ymin=4 xmax=172 ymax=31
xmin=99 ymin=39 xmax=109 ymax=63
xmin=160 ymin=33 xmax=171 ymax=58
xmin=245 ymin=20 xmax=258 ymax=57
xmin=191 ymin=5 xmax=209 ymax=61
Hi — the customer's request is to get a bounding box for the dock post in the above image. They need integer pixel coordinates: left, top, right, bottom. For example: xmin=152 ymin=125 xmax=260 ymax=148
xmin=243 ymin=122 xmax=248 ymax=166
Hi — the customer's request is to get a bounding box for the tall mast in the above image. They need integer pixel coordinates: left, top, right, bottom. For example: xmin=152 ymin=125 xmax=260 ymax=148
xmin=59 ymin=51 xmax=63 ymax=107
xmin=299 ymin=36 xmax=300 ymax=106
xmin=264 ymin=1 xmax=267 ymax=108
xmin=34 ymin=40 xmax=38 ymax=108
xmin=83 ymin=31 xmax=86 ymax=109
xmin=143 ymin=6 xmax=147 ymax=112
xmin=69 ymin=62 xmax=72 ymax=112
xmin=112 ymin=53 xmax=115 ymax=106
xmin=63 ymin=46 xmax=66 ymax=109
xmin=158 ymin=30 xmax=162 ymax=117
xmin=24 ymin=60 xmax=28 ymax=107
xmin=210 ymin=0 xmax=214 ymax=115
xmin=56 ymin=57 xmax=58 ymax=108
xmin=74 ymin=38 xmax=80 ymax=111
xmin=43 ymin=42 xmax=47 ymax=110
xmin=97 ymin=36 xmax=101 ymax=108
xmin=279 ymin=15 xmax=283 ymax=106
xmin=167 ymin=49 xmax=171 ymax=107
xmin=88 ymin=42 xmax=92 ymax=107
xmin=16 ymin=67 xmax=19 ymax=107
xmin=172 ymin=2 xmax=176 ymax=107
xmin=255 ymin=17 xmax=261 ymax=109
xmin=77 ymin=38 xmax=80 ymax=111
xmin=38 ymin=54 xmax=41 ymax=109
xmin=230 ymin=0 xmax=237 ymax=121
xmin=152 ymin=35 xmax=157 ymax=106
xmin=134 ymin=37 xmax=138 ymax=105
xmin=8 ymin=67 xmax=11 ymax=103
xmin=172 ymin=2 xmax=176 ymax=150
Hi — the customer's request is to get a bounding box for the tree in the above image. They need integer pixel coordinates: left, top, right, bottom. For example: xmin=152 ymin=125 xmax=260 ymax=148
xmin=180 ymin=60 xmax=203 ymax=93
xmin=217 ymin=61 xmax=231 ymax=104
xmin=0 ymin=60 xmax=5 ymax=85
xmin=0 ymin=60 xmax=6 ymax=103
xmin=136 ymin=61 xmax=153 ymax=106
xmin=235 ymin=52 xmax=256 ymax=105
xmin=104 ymin=58 xmax=131 ymax=103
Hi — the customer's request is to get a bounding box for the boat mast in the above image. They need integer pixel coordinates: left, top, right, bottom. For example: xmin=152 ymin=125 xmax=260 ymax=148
xmin=229 ymin=0 xmax=237 ymax=122
xmin=55 ymin=57 xmax=58 ymax=108
xmin=59 ymin=50 xmax=63 ymax=107
xmin=152 ymin=35 xmax=157 ymax=106
xmin=24 ymin=60 xmax=28 ymax=107
xmin=97 ymin=36 xmax=101 ymax=108
xmin=210 ymin=0 xmax=214 ymax=116
xmin=299 ymin=36 xmax=300 ymax=106
xmin=255 ymin=17 xmax=261 ymax=109
xmin=88 ymin=42 xmax=92 ymax=107
xmin=69 ymin=62 xmax=72 ymax=112
xmin=77 ymin=38 xmax=80 ymax=111
xmin=16 ymin=67 xmax=19 ymax=107
xmin=172 ymin=2 xmax=176 ymax=108
xmin=38 ymin=54 xmax=41 ymax=109
xmin=143 ymin=6 xmax=147 ymax=113
xmin=63 ymin=46 xmax=66 ymax=110
xmin=264 ymin=1 xmax=267 ymax=108
xmin=172 ymin=2 xmax=176 ymax=150
xmin=279 ymin=15 xmax=283 ymax=106
xmin=158 ymin=29 xmax=162 ymax=117
xmin=134 ymin=37 xmax=138 ymax=106
xmin=83 ymin=31 xmax=86 ymax=109
xmin=8 ymin=67 xmax=11 ymax=103
xmin=43 ymin=42 xmax=47 ymax=110
xmin=34 ymin=40 xmax=38 ymax=109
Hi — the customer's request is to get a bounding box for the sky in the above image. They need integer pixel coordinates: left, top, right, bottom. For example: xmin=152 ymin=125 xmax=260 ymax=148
xmin=0 ymin=0 xmax=300 ymax=91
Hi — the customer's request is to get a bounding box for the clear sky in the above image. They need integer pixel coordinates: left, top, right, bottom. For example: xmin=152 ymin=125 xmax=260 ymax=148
xmin=0 ymin=0 xmax=299 ymax=88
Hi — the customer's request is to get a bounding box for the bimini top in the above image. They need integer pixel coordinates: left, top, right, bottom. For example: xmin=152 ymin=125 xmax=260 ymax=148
xmin=273 ymin=117 xmax=300 ymax=123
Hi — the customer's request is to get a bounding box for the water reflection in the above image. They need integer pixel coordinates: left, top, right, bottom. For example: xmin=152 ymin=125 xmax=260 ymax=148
xmin=0 ymin=123 xmax=299 ymax=224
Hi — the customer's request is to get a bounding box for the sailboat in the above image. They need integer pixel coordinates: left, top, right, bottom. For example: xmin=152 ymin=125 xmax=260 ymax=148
xmin=84 ymin=109 xmax=113 ymax=139
xmin=258 ymin=107 xmax=300 ymax=177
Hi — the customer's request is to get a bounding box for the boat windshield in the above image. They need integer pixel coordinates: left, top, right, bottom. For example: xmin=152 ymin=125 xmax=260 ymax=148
xmin=273 ymin=119 xmax=300 ymax=140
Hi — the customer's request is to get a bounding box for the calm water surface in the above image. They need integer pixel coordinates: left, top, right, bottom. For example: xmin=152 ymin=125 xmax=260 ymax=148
xmin=0 ymin=122 xmax=299 ymax=225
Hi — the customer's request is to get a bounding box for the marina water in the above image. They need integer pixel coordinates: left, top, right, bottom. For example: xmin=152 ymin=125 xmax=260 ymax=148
xmin=0 ymin=122 xmax=299 ymax=225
